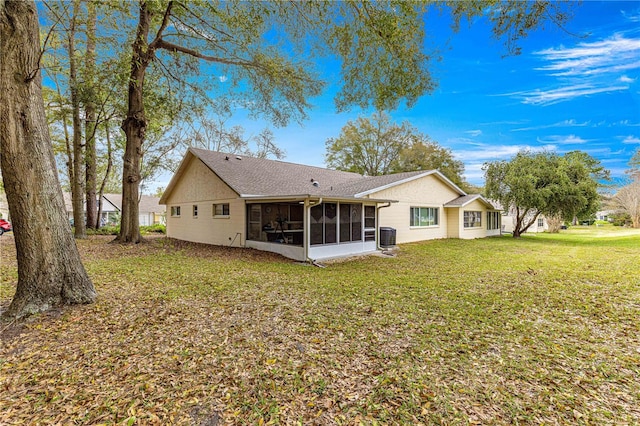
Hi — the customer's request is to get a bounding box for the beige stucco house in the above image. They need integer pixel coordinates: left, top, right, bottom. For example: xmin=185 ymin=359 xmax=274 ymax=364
xmin=160 ymin=148 xmax=501 ymax=261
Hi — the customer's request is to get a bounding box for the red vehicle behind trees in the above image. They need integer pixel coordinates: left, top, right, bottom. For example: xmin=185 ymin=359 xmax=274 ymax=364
xmin=0 ymin=219 xmax=12 ymax=235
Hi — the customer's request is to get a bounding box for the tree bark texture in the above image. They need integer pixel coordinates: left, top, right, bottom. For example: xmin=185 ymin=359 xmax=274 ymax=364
xmin=68 ymin=0 xmax=86 ymax=238
xmin=97 ymin=120 xmax=114 ymax=227
xmin=117 ymin=0 xmax=154 ymax=244
xmin=512 ymin=207 xmax=539 ymax=238
xmin=85 ymin=0 xmax=98 ymax=229
xmin=0 ymin=0 xmax=96 ymax=319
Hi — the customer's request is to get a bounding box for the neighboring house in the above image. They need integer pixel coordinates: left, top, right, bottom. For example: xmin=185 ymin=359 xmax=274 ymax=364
xmin=595 ymin=210 xmax=616 ymax=222
xmin=490 ymin=200 xmax=548 ymax=234
xmin=501 ymin=212 xmax=549 ymax=233
xmin=63 ymin=193 xmax=165 ymax=226
xmin=0 ymin=193 xmax=9 ymax=220
xmin=160 ymin=148 xmax=501 ymax=262
xmin=101 ymin=194 xmax=165 ymax=226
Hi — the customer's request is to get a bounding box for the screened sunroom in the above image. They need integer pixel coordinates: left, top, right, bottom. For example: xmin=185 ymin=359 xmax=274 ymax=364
xmin=244 ymin=198 xmax=383 ymax=261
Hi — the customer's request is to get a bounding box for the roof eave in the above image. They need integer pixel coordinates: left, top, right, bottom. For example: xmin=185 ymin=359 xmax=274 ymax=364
xmin=354 ymin=170 xmax=467 ymax=198
xmin=444 ymin=194 xmax=497 ymax=209
xmin=240 ymin=194 xmax=397 ymax=204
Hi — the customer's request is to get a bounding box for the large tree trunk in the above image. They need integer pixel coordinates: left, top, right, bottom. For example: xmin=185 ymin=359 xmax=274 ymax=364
xmin=116 ymin=1 xmax=153 ymax=244
xmin=0 ymin=0 xmax=96 ymax=319
xmin=85 ymin=0 xmax=98 ymax=230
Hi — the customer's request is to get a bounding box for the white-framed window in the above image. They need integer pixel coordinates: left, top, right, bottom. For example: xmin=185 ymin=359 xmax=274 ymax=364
xmin=464 ymin=211 xmax=482 ymax=228
xmin=410 ymin=207 xmax=439 ymax=227
xmin=213 ymin=203 xmax=230 ymax=217
xmin=170 ymin=206 xmax=181 ymax=217
xmin=537 ymin=218 xmax=544 ymax=228
xmin=364 ymin=205 xmax=376 ymax=241
xmin=487 ymin=211 xmax=501 ymax=230
xmin=193 ymin=205 xmax=198 ymax=217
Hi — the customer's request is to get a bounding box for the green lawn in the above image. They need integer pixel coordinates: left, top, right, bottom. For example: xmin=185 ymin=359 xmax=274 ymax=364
xmin=1 ymin=227 xmax=639 ymax=425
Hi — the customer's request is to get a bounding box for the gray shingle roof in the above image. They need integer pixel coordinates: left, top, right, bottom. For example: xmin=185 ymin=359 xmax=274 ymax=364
xmin=189 ymin=148 xmax=445 ymax=199
xmin=444 ymin=194 xmax=497 ymax=209
xmin=103 ymin=194 xmax=164 ymax=213
xmin=162 ymin=148 xmax=467 ymax=202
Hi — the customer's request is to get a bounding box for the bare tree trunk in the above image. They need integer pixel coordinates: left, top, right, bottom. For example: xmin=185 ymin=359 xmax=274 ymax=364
xmin=117 ymin=1 xmax=154 ymax=244
xmin=512 ymin=207 xmax=539 ymax=238
xmin=68 ymin=0 xmax=86 ymax=238
xmin=546 ymin=214 xmax=563 ymax=233
xmin=85 ymin=0 xmax=98 ymax=230
xmin=0 ymin=0 xmax=96 ymax=319
xmin=97 ymin=120 xmax=114 ymax=227
xmin=51 ymin=71 xmax=74 ymax=194
xmin=512 ymin=207 xmax=525 ymax=238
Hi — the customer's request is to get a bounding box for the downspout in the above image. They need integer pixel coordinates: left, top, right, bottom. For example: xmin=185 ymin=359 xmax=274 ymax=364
xmin=304 ymin=197 xmax=322 ymax=262
xmin=376 ymin=202 xmax=392 ymax=251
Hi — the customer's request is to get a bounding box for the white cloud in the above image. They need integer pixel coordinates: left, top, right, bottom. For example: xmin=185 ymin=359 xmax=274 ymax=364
xmin=219 ymin=76 xmax=228 ymax=83
xmin=534 ymin=34 xmax=640 ymax=77
xmin=508 ymin=83 xmax=629 ymax=106
xmin=621 ymin=10 xmax=640 ymax=23
xmin=611 ymin=120 xmax=640 ymax=127
xmin=452 ymin=143 xmax=557 ymax=162
xmin=507 ymin=33 xmax=640 ymax=105
xmin=463 ymin=162 xmax=486 ymax=183
xmin=445 ymin=137 xmax=480 ymax=146
xmin=621 ymin=135 xmax=640 ymax=144
xmin=536 ymin=134 xmax=589 ymax=145
xmin=512 ymin=119 xmax=590 ymax=132
xmin=465 ymin=130 xmax=482 ymax=137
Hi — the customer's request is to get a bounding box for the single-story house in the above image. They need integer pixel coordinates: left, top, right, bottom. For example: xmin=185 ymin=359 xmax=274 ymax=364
xmin=101 ymin=194 xmax=166 ymax=226
xmin=63 ymin=193 xmax=165 ymax=226
xmin=595 ymin=210 xmax=616 ymax=222
xmin=160 ymin=148 xmax=501 ymax=262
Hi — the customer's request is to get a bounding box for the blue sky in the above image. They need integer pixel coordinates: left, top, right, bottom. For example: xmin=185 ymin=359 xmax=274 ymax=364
xmin=204 ymin=1 xmax=640 ymax=189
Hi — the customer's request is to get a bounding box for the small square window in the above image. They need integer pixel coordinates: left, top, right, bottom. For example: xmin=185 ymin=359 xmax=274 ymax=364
xmin=213 ymin=203 xmax=230 ymax=216
xmin=171 ymin=206 xmax=181 ymax=217
xmin=463 ymin=211 xmax=482 ymax=228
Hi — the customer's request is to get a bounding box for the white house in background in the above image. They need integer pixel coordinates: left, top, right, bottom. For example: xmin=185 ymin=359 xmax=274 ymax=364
xmin=489 ymin=200 xmax=549 ymax=234
xmin=501 ymin=213 xmax=549 ymax=233
xmin=160 ymin=148 xmax=501 ymax=262
xmin=595 ymin=210 xmax=616 ymax=222
xmin=0 ymin=194 xmax=9 ymax=220
xmin=63 ymin=193 xmax=165 ymax=226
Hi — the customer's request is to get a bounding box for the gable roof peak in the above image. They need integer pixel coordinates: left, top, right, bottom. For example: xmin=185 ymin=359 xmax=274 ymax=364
xmin=161 ymin=148 xmax=466 ymax=202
